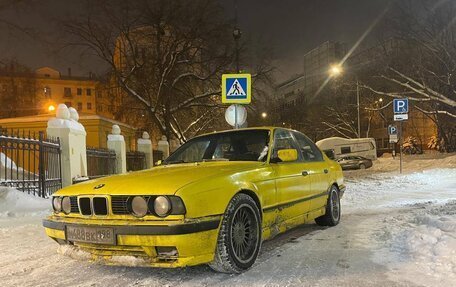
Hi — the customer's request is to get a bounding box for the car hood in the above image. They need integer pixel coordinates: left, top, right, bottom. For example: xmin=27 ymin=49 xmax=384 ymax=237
xmin=55 ymin=161 xmax=264 ymax=196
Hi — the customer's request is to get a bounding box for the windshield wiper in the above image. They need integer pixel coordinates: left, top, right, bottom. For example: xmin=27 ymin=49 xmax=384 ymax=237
xmin=163 ymin=159 xmax=188 ymax=165
xmin=202 ymin=158 xmax=229 ymax=162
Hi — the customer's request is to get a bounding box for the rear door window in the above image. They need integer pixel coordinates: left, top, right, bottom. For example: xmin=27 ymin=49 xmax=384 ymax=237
xmin=292 ymin=131 xmax=323 ymax=162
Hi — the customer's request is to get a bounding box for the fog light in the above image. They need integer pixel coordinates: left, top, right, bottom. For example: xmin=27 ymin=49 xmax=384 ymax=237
xmin=52 ymin=197 xmax=62 ymax=213
xmin=154 ymin=196 xmax=171 ymax=217
xmin=61 ymin=197 xmax=71 ymax=214
xmin=130 ymin=196 xmax=148 ymax=217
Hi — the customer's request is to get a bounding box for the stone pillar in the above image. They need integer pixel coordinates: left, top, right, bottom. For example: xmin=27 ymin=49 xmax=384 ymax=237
xmin=137 ymin=131 xmax=153 ymax=169
xmin=169 ymin=138 xmax=181 ymax=153
xmin=107 ymin=125 xmax=127 ymax=174
xmin=157 ymin=135 xmax=170 ymax=159
xmin=47 ymin=104 xmax=87 ymax=187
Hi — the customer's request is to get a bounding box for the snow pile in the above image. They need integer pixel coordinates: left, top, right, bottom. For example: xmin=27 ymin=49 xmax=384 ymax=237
xmin=0 ymin=152 xmax=37 ymax=180
xmin=373 ymin=202 xmax=456 ymax=286
xmin=405 ymin=215 xmax=456 ymax=277
xmin=343 ymin=168 xmax=456 ymax=212
xmin=0 ymin=187 xmax=50 ymax=217
xmin=58 ymin=245 xmax=149 ymax=267
xmin=0 ymin=152 xmax=17 ymax=170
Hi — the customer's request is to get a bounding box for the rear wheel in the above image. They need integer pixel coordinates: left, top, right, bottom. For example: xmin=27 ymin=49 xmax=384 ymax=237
xmin=209 ymin=193 xmax=261 ymax=273
xmin=315 ymin=185 xmax=341 ymax=226
xmin=359 ymin=163 xmax=366 ymax=169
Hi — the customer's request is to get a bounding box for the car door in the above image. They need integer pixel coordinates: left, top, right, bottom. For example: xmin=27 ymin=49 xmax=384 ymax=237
xmin=270 ymin=129 xmax=312 ymax=224
xmin=292 ymin=131 xmax=331 ymax=212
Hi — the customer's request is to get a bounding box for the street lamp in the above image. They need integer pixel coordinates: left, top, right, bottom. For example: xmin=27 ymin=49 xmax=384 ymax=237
xmin=328 ymin=64 xmax=361 ymax=138
xmin=329 ymin=64 xmax=343 ymax=77
xmin=261 ymin=112 xmax=267 ymax=119
xmin=48 ymin=104 xmax=56 ymax=112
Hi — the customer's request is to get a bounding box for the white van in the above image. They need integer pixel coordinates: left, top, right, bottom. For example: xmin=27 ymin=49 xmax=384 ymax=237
xmin=316 ymin=137 xmax=377 ymax=160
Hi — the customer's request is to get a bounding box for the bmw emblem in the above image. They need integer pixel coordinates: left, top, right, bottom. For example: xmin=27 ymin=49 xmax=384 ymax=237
xmin=94 ymin=184 xmax=105 ymax=190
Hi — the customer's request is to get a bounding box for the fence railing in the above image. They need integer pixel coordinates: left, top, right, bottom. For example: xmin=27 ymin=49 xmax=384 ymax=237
xmin=86 ymin=147 xmax=116 ymax=179
xmin=0 ymin=128 xmax=62 ymax=198
xmin=126 ymin=151 xmax=146 ymax=171
xmin=153 ymin=150 xmax=164 ymax=166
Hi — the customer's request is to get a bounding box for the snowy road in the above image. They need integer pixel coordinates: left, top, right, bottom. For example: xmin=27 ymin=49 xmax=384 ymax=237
xmin=1 ymin=155 xmax=455 ymax=287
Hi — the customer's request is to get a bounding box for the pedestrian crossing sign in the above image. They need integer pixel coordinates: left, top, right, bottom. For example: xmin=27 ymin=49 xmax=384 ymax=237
xmin=222 ymin=73 xmax=251 ymax=104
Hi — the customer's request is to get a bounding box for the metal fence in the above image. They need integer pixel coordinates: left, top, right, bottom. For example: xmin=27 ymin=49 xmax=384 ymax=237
xmin=86 ymin=147 xmax=116 ymax=179
xmin=153 ymin=150 xmax=164 ymax=165
xmin=126 ymin=151 xmax=146 ymax=171
xmin=0 ymin=128 xmax=62 ymax=198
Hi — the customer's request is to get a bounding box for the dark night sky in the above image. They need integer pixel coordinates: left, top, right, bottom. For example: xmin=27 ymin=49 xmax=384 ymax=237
xmin=0 ymin=0 xmax=390 ymax=82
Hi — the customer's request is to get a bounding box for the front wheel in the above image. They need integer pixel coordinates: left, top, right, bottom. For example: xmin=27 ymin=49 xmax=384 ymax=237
xmin=315 ymin=185 xmax=341 ymax=226
xmin=209 ymin=193 xmax=262 ymax=273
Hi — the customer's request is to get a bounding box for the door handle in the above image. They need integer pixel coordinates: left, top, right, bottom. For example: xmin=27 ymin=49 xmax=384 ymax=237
xmin=324 ymin=169 xmax=329 ymax=174
xmin=302 ymin=171 xmax=309 ymax=176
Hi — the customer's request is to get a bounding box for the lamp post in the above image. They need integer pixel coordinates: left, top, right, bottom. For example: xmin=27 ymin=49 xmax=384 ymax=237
xmin=232 ymin=0 xmax=242 ymax=129
xmin=329 ymin=65 xmax=362 ymax=138
xmin=233 ymin=27 xmax=241 ymax=73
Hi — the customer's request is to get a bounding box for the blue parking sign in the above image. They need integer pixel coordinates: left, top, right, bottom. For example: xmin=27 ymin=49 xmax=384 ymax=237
xmin=388 ymin=125 xmax=398 ymax=135
xmin=393 ymin=99 xmax=408 ymax=114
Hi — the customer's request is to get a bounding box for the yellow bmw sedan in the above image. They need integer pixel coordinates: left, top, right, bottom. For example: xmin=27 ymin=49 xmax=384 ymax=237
xmin=43 ymin=127 xmax=345 ymax=273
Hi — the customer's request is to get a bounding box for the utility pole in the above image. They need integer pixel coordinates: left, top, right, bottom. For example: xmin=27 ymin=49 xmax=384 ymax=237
xmin=232 ymin=0 xmax=241 ymax=129
xmin=357 ymin=79 xmax=361 ymax=138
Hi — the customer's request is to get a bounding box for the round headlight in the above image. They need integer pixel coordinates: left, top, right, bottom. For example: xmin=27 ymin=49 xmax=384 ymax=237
xmin=154 ymin=196 xmax=171 ymax=217
xmin=131 ymin=196 xmax=148 ymax=217
xmin=52 ymin=197 xmax=62 ymax=213
xmin=61 ymin=197 xmax=71 ymax=214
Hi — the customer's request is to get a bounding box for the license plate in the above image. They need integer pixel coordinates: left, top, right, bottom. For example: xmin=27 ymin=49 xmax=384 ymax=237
xmin=66 ymin=226 xmax=115 ymax=245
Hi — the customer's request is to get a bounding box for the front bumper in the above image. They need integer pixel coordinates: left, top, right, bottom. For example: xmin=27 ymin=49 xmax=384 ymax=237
xmin=43 ymin=216 xmax=221 ymax=268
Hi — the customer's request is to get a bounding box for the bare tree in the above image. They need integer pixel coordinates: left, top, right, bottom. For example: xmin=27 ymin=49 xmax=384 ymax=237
xmin=63 ymin=0 xmax=271 ymax=142
xmin=359 ymin=0 xmax=456 ymax=151
xmin=0 ymin=60 xmax=37 ymax=118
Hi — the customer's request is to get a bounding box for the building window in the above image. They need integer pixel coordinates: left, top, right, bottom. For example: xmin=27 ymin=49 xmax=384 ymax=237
xmin=64 ymin=87 xmax=72 ymax=97
xmin=77 ymin=88 xmax=82 ymax=95
xmin=77 ymin=102 xmax=82 ymax=111
xmin=87 ymin=102 xmax=92 ymax=110
xmin=86 ymin=88 xmax=92 ymax=96
xmin=64 ymin=101 xmax=72 ymax=107
xmin=44 ymin=86 xmax=51 ymax=98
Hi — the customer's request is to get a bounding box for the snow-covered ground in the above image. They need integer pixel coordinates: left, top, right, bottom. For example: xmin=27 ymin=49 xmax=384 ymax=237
xmin=0 ymin=154 xmax=455 ymax=287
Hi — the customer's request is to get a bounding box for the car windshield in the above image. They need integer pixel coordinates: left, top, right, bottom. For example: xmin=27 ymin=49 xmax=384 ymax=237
xmin=163 ymin=130 xmax=270 ymax=164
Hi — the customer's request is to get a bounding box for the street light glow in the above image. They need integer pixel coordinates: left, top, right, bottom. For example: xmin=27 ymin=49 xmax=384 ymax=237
xmin=261 ymin=112 xmax=267 ymax=118
xmin=48 ymin=105 xmax=56 ymax=112
xmin=329 ymin=64 xmax=343 ymax=77
xmin=379 ymin=98 xmax=383 ymax=102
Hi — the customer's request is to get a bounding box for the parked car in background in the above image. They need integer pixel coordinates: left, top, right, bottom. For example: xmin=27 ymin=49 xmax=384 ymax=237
xmin=316 ymin=137 xmax=377 ymax=160
xmin=337 ymin=155 xmax=373 ymax=170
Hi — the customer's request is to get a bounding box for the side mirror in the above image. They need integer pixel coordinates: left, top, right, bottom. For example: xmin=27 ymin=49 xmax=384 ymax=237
xmin=323 ymin=149 xmax=336 ymax=160
xmin=277 ymin=149 xmax=298 ymax=162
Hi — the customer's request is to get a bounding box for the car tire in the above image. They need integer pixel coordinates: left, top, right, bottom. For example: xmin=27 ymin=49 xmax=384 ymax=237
xmin=209 ymin=193 xmax=262 ymax=274
xmin=315 ymin=185 xmax=341 ymax=227
xmin=359 ymin=163 xmax=366 ymax=169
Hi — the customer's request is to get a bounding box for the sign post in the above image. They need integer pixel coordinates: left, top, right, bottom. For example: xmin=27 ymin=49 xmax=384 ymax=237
xmin=222 ymin=73 xmax=251 ymax=129
xmin=393 ymin=98 xmax=408 ymax=173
